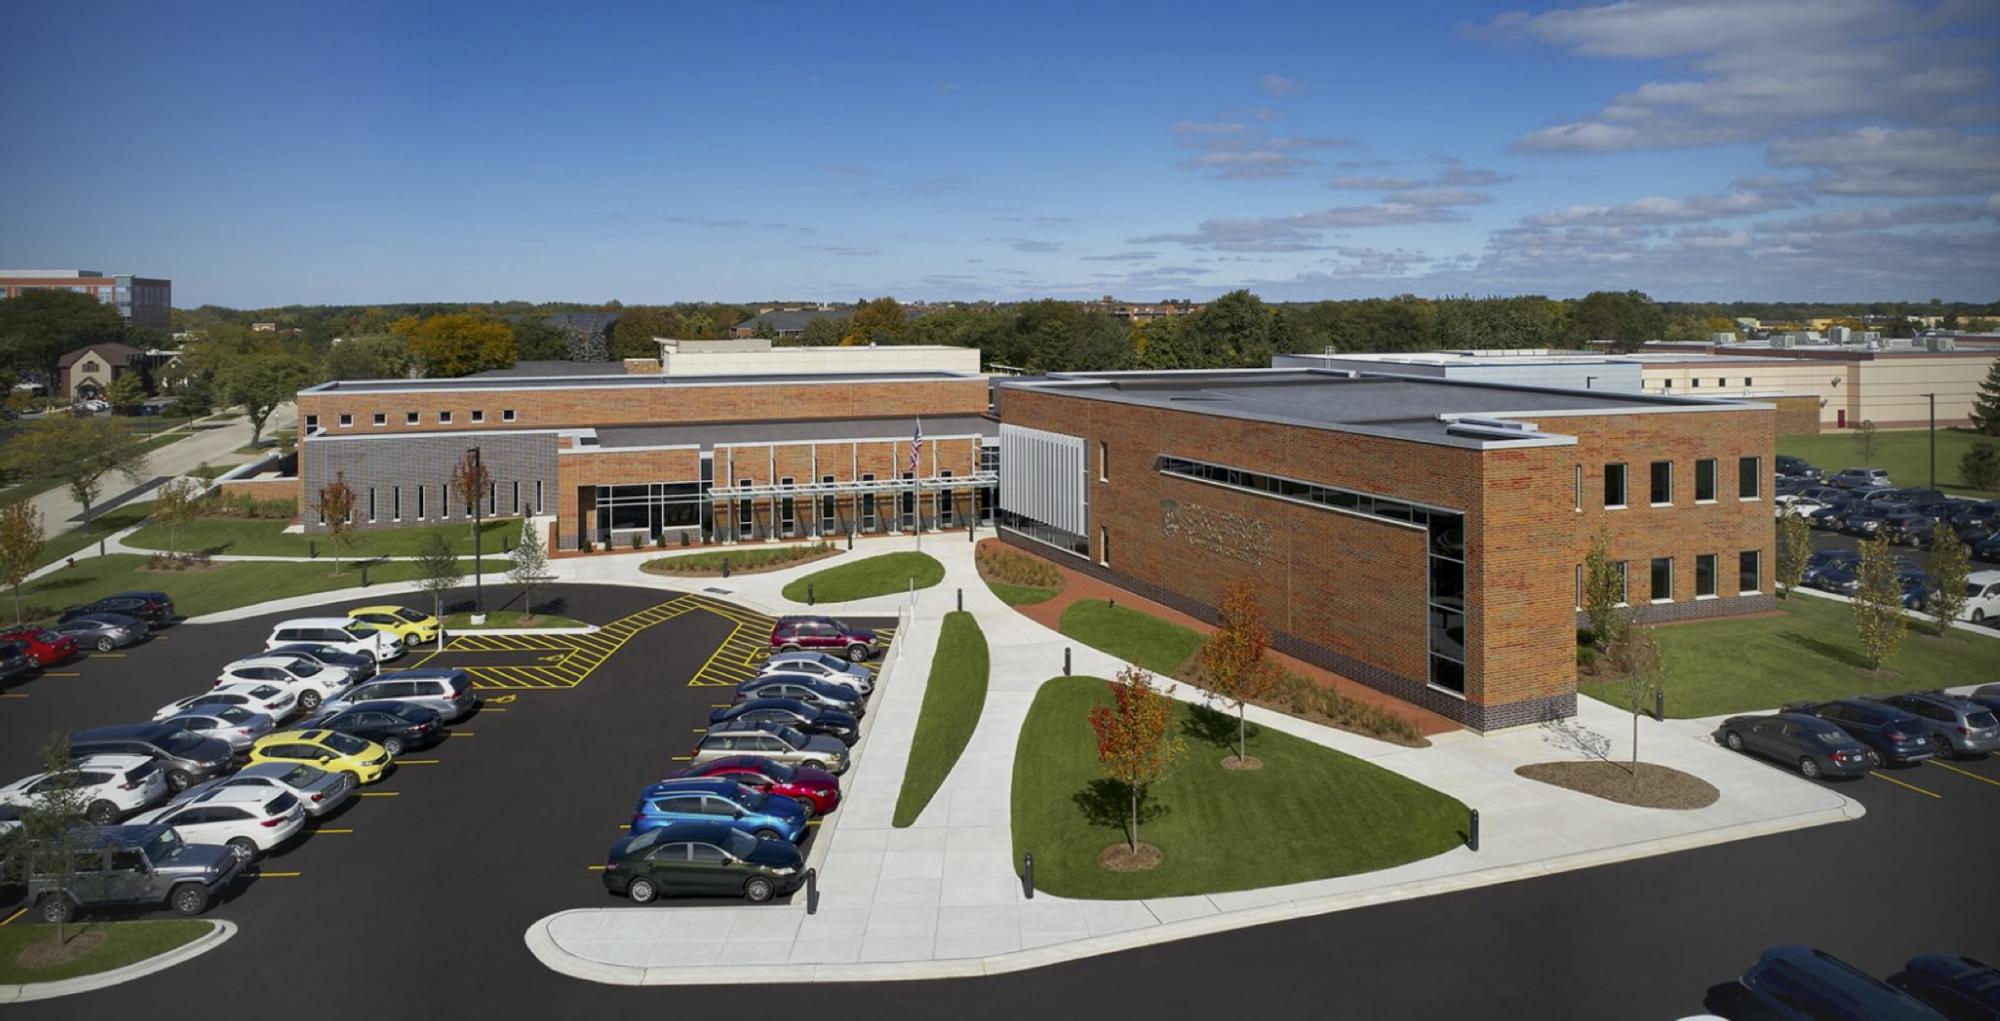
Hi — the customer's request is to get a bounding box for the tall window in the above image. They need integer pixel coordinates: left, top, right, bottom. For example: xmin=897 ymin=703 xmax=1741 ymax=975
xmin=1573 ymin=465 xmax=1581 ymax=512
xmin=1098 ymin=441 xmax=1109 ymax=483
xmin=416 ymin=485 xmax=425 ymax=519
xmin=900 ymin=472 xmax=916 ymax=530
xmin=1649 ymin=461 xmax=1673 ymax=505
xmin=534 ymin=481 xmax=543 ymax=516
xmin=1695 ymin=554 xmax=1717 ymax=597
xmin=511 ymin=481 xmax=520 ymax=514
xmin=392 ymin=486 xmax=401 ymax=521
xmin=1739 ymin=456 xmax=1762 ymax=499
xmin=778 ymin=477 xmax=796 ymax=537
xmin=939 ymin=469 xmax=955 ymax=527
xmin=1604 ymin=463 xmax=1627 ymax=509
xmin=1612 ymin=561 xmax=1629 ymax=605
xmin=820 ymin=474 xmax=837 ymax=533
xmin=1099 ymin=526 xmax=1110 ymax=566
xmin=860 ymin=473 xmax=877 ymax=531
xmin=1650 ymin=557 xmax=1673 ymax=602
xmin=1428 ymin=513 xmax=1466 ymax=696
xmin=736 ymin=479 xmax=753 ymax=538
xmin=1739 ymin=550 xmax=1761 ymax=594
xmin=1695 ymin=459 xmax=1716 ymax=502
xmin=367 ymin=488 xmax=377 ymax=522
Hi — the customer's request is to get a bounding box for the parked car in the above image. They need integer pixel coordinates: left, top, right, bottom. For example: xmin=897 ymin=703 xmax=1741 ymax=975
xmin=215 ymin=655 xmax=354 ymax=713
xmin=1967 ymin=684 xmax=2000 ymax=717
xmin=1841 ymin=504 xmax=1894 ymax=537
xmin=160 ymin=705 xmax=276 ymax=752
xmin=630 ymin=777 xmax=809 ymax=843
xmin=1809 ymin=499 xmax=1858 ymax=530
xmin=1800 ymin=485 xmax=1848 ymax=504
xmin=1977 ymin=532 xmax=2000 ymax=563
xmin=1775 ymin=455 xmax=1821 ymax=480
xmin=1876 ymin=692 xmax=2000 ymax=759
xmin=1706 ymin=944 xmax=1946 ymax=1020
xmin=601 ymin=821 xmax=805 ymax=904
xmin=265 ymin=642 xmax=379 ymax=680
xmin=708 ymin=698 xmax=858 ymax=745
xmin=67 ymin=723 xmax=235 ymax=792
xmin=49 ymin=612 xmax=147 ymax=651
xmin=346 ymin=605 xmax=441 ymax=648
xmin=1802 ymin=550 xmax=1859 ymax=589
xmin=128 ymin=785 xmax=306 ymax=863
xmin=27 ymin=824 xmax=240 ymax=923
xmin=155 ymin=682 xmax=297 ymax=722
xmin=264 ymin=617 xmax=404 ymax=662
xmin=1883 ymin=510 xmax=1940 ymax=547
xmin=692 ymin=721 xmax=849 ymax=774
xmin=0 ymin=628 xmax=78 ymax=666
xmin=1961 ymin=571 xmax=2000 ymax=624
xmin=759 ymin=650 xmax=874 ymax=694
xmin=246 ymin=729 xmax=391 ymax=785
xmin=172 ymin=762 xmax=355 ymax=819
xmin=1774 ymin=495 xmax=1826 ymax=519
xmin=1791 ymin=698 xmax=1937 ymax=765
xmin=323 ymin=667 xmax=478 ymax=722
xmin=1813 ymin=564 xmax=1862 ymax=595
xmin=1890 ymin=954 xmax=2000 ymax=1019
xmin=293 ymin=701 xmax=444 ymax=757
xmin=1950 ymin=501 xmax=2000 ymax=537
xmin=60 ymin=590 xmax=174 ymax=626
xmin=0 ymin=754 xmax=169 ymax=824
xmin=662 ymin=755 xmax=841 ymax=819
xmin=1829 ymin=467 xmax=1894 ymax=490
xmin=734 ymin=674 xmax=866 ymax=716
xmin=1715 ymin=712 xmax=1879 ymax=779
xmin=0 ymin=641 xmax=35 ymax=683
xmin=768 ymin=615 xmax=878 ymax=662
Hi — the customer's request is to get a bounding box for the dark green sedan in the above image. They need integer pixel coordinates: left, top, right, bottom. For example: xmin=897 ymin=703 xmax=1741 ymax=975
xmin=602 ymin=820 xmax=804 ymax=904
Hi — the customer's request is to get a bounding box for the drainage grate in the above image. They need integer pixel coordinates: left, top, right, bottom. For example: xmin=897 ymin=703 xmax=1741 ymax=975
xmin=702 ymin=587 xmax=733 ymax=595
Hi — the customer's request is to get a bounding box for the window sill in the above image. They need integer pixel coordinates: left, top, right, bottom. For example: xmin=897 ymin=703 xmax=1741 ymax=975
xmin=1650 ymin=502 xmax=1673 ymax=508
xmin=1605 ymin=505 xmax=1628 ymax=511
xmin=1738 ymin=590 xmax=1761 ymax=597
xmin=1426 ymin=683 xmax=1468 ymax=701
xmin=1739 ymin=497 xmax=1761 ymax=502
xmin=1650 ymin=598 xmax=1673 ymax=605
xmin=1695 ymin=593 xmax=1717 ymax=601
xmin=1695 ymin=499 xmax=1716 ymax=505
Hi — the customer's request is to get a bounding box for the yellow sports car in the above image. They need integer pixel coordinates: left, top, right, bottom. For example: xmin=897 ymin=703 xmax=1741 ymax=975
xmin=247 ymin=729 xmax=392 ymax=785
xmin=347 ymin=605 xmax=440 ymax=647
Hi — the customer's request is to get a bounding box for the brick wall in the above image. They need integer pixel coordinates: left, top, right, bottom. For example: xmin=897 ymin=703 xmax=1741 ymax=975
xmin=215 ymin=477 xmax=301 ymax=507
xmin=1770 ymin=395 xmax=1821 ymax=435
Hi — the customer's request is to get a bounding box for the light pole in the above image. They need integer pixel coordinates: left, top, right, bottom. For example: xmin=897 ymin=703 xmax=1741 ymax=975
xmin=466 ymin=446 xmax=484 ymax=612
xmin=1923 ymin=392 xmax=1936 ymax=494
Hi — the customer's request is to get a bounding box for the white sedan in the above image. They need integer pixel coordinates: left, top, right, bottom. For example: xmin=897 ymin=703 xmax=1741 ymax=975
xmin=156 ymin=682 xmax=298 ymax=722
xmin=215 ymin=656 xmax=355 ymax=713
xmin=1773 ymin=495 xmax=1825 ymax=519
xmin=128 ymin=785 xmax=306 ymax=862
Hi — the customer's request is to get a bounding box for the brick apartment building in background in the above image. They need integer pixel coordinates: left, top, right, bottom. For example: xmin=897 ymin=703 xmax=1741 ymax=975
xmin=0 ymin=269 xmax=172 ymax=330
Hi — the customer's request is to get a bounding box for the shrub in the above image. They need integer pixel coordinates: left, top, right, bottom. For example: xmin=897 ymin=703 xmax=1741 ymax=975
xmin=1576 ymin=646 xmax=1599 ymax=673
xmin=679 ymin=531 xmax=691 ymax=547
xmin=1265 ymin=671 xmax=1422 ymax=745
xmin=195 ymin=491 xmax=297 ymax=519
xmin=630 ymin=533 xmax=642 ymax=550
xmin=580 ymin=536 xmax=594 ymax=553
xmin=976 ymin=544 xmax=1062 ymax=589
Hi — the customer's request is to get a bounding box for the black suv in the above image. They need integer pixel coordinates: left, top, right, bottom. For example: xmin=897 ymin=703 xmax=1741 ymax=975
xmin=68 ymin=723 xmax=235 ymax=791
xmin=27 ymin=824 xmax=240 ymax=922
xmin=0 ymin=641 xmax=35 ymax=683
xmin=61 ymin=590 xmax=175 ymax=626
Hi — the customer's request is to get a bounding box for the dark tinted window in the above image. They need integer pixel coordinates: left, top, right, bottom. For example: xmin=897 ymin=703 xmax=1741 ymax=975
xmin=688 ymin=843 xmax=727 ymax=865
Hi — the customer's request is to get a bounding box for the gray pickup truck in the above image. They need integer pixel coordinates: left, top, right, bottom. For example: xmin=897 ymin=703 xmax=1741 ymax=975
xmin=26 ymin=823 xmax=241 ymax=922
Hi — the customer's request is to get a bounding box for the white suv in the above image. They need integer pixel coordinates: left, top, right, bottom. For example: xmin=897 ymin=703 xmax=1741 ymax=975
xmin=264 ymin=618 xmax=403 ymax=663
xmin=128 ymin=785 xmax=306 ymax=862
xmin=215 ymin=656 xmax=354 ymax=713
xmin=0 ymin=754 xmax=169 ymax=825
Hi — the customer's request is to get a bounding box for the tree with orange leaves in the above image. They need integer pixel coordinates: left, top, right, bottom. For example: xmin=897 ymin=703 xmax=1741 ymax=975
xmin=1195 ymin=580 xmax=1283 ymax=768
xmin=1088 ymin=666 xmax=1186 ymax=855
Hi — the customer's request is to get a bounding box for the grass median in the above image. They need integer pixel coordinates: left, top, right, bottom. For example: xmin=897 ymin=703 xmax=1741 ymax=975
xmin=1010 ymin=675 xmax=1465 ymax=899
xmin=892 ymin=611 xmax=990 ymax=827
xmin=126 ymin=516 xmax=518 ymax=559
xmin=780 ymin=551 xmax=944 ymax=603
xmin=9 ymin=554 xmax=508 ymax=623
xmin=0 ymin=920 xmax=211 ymax=985
xmin=1058 ymin=598 xmax=1205 ymax=675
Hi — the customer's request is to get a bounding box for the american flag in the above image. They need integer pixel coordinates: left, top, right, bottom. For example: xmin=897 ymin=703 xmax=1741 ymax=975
xmin=908 ymin=417 xmax=924 ymax=474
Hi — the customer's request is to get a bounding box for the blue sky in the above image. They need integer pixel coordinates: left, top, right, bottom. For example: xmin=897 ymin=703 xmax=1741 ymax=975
xmin=2 ymin=0 xmax=1995 ymax=307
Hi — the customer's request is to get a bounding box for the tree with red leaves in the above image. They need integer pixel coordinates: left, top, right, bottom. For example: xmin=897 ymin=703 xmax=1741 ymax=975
xmin=1088 ymin=666 xmax=1186 ymax=854
xmin=1195 ymin=580 xmax=1283 ymax=768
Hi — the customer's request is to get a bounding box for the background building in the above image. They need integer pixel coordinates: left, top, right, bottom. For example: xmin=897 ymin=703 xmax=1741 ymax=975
xmin=0 ymin=269 xmax=171 ymax=329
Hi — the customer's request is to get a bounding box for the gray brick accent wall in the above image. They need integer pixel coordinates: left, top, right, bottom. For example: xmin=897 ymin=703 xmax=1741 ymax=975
xmin=301 ymin=431 xmax=557 ymax=532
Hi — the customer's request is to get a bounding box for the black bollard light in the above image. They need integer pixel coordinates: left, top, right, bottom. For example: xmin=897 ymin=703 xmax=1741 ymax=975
xmin=1063 ymin=646 xmax=1071 ymax=676
xmin=360 ymin=564 xmax=369 ymax=587
xmin=808 ymin=582 xmax=815 ymax=606
xmin=956 ymin=587 xmax=963 ymax=612
xmin=805 ymin=868 xmax=818 ymax=914
xmin=1468 ymin=808 xmax=1480 ymax=852
xmin=846 ymin=530 xmax=854 ymax=551
xmin=1108 ymin=596 xmax=1115 ymax=610
xmin=1654 ymin=689 xmax=1665 ymax=722
xmin=98 ymin=538 xmax=106 ymax=557
xmin=309 ymin=540 xmax=317 ymax=559
xmin=721 ymin=557 xmax=730 ymax=579
xmin=1022 ymin=853 xmax=1034 ymax=899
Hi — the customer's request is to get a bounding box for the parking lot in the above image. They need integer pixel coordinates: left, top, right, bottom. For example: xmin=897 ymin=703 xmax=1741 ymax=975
xmin=0 ymin=585 xmax=893 ymax=997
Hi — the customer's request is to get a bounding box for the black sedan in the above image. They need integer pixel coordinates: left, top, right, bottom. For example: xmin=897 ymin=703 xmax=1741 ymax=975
xmin=293 ymin=701 xmax=444 ymax=757
xmin=708 ymin=698 xmax=858 ymax=746
xmin=1888 ymin=953 xmax=2000 ymax=1019
xmin=1716 ymin=711 xmax=1878 ymax=778
xmin=60 ymin=590 xmax=174 ymax=626
xmin=267 ymin=642 xmax=378 ymax=680
xmin=48 ymin=612 xmax=148 ymax=651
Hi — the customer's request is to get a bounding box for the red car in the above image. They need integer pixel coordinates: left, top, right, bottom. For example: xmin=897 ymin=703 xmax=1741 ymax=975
xmin=768 ymin=615 xmax=877 ymax=663
xmin=0 ymin=629 xmax=79 ymax=667
xmin=665 ymin=755 xmax=841 ymax=819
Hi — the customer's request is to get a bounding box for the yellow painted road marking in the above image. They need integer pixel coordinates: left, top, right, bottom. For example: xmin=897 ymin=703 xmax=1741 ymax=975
xmin=806 ymin=819 xmax=822 ymax=826
xmin=1926 ymin=759 xmax=2000 ymax=788
xmin=1 ymin=693 xmax=27 ymax=699
xmin=586 ymin=865 xmax=607 ymax=871
xmin=253 ymin=871 xmax=303 ymax=878
xmin=396 ymin=759 xmax=440 ymax=765
xmin=315 ymin=828 xmax=355 ymax=834
xmin=1871 ymin=771 xmax=1942 ymax=798
xmin=359 ymin=791 xmax=399 ymax=797
xmin=489 ymin=694 xmax=517 ymax=704
xmin=670 ymin=755 xmax=691 ymax=761
xmin=482 ymin=707 xmax=506 ymax=713
xmin=90 ymin=653 xmax=127 ymax=658
xmin=691 ymin=728 xmax=705 ymax=733
xmin=0 ymin=907 xmax=25 ymax=926
xmin=42 ymin=671 xmax=79 ymax=677
xmin=711 ymin=703 xmax=731 ymax=708
xmin=450 ymin=731 xmax=475 ymax=736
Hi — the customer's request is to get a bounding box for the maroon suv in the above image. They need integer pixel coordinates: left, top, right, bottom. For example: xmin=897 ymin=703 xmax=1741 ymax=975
xmin=768 ymin=616 xmax=877 ymax=663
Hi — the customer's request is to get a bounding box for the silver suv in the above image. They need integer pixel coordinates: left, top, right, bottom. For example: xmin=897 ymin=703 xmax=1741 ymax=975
xmin=1878 ymin=692 xmax=2000 ymax=759
xmin=693 ymin=721 xmax=850 ymax=774
xmin=1831 ymin=467 xmax=1892 ymax=489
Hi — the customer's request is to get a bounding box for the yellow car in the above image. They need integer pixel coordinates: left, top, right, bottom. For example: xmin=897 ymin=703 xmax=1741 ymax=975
xmin=247 ymin=729 xmax=392 ymax=785
xmin=347 ymin=605 xmax=440 ymax=648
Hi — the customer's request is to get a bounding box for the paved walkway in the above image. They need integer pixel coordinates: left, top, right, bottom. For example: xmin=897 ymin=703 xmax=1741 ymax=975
xmin=520 ymin=531 xmax=1862 ymax=984
xmin=16 ymin=405 xmax=294 ymax=531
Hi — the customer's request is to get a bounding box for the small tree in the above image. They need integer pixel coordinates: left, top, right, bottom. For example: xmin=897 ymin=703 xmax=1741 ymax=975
xmin=1969 ymin=359 xmax=2000 ymax=436
xmin=2 ymin=414 xmax=151 ymax=522
xmin=1087 ymin=666 xmax=1186 ymax=856
xmin=1776 ymin=512 xmax=1812 ymax=599
xmin=316 ymin=472 xmax=357 ymax=575
xmin=1852 ymin=419 xmax=1880 ymax=464
xmin=1962 ymin=441 xmax=2000 ymax=491
xmin=508 ymin=522 xmax=554 ymax=619
xmin=1193 ymin=580 xmax=1282 ymax=768
xmin=0 ymin=501 xmax=44 ymax=624
xmin=1851 ymin=533 xmax=1908 ymax=670
xmin=448 ymin=450 xmax=490 ymax=539
xmin=1581 ymin=532 xmax=1629 ymax=648
xmin=105 ymin=371 xmax=148 ymax=412
xmin=17 ymin=734 xmax=94 ymax=945
xmin=1607 ymin=624 xmax=1663 ymax=773
xmin=412 ymin=530 xmax=462 ymax=647
xmin=151 ymin=477 xmax=201 ymax=561
xmin=1928 ymin=522 xmax=1971 ymax=636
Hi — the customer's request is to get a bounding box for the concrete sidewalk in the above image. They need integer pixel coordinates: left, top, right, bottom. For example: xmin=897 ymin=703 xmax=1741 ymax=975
xmin=524 ymin=531 xmax=1863 ymax=985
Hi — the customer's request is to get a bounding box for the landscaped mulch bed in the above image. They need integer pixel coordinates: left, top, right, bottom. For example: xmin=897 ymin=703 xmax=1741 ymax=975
xmin=1515 ymin=760 xmax=1721 ymax=810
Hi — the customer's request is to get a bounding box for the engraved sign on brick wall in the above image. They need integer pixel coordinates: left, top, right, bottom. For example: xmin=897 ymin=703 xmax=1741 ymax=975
xmin=1161 ymin=499 xmax=1267 ymax=565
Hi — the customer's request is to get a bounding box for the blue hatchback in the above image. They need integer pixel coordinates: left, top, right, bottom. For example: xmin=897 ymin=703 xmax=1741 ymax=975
xmin=631 ymin=777 xmax=809 ymax=843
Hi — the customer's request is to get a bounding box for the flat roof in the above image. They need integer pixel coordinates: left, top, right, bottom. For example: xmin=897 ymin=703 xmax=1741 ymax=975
xmin=466 ymin=360 xmax=625 ymax=379
xmin=1004 ymin=369 xmax=1762 ymax=448
xmin=302 ymin=370 xmax=972 ymax=395
xmin=1285 ymin=349 xmax=1640 ymax=368
xmin=589 ymin=414 xmax=997 ymax=452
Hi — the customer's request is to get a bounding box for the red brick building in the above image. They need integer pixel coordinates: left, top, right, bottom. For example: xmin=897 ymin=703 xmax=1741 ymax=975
xmin=995 ymin=370 xmax=1775 ymax=731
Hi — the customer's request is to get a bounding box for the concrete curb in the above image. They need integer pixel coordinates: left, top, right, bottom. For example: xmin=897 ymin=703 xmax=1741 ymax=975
xmin=523 ymin=794 xmax=1862 ymax=986
xmin=797 ymin=604 xmax=914 ymax=879
xmin=0 ymin=918 xmax=236 ymax=1004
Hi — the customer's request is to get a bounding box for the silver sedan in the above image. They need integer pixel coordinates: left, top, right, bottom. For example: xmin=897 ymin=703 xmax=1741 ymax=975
xmin=171 ymin=762 xmax=355 ymax=818
xmin=162 ymin=705 xmax=277 ymax=751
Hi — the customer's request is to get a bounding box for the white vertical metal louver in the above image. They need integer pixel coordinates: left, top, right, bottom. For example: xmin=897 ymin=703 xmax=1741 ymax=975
xmin=999 ymin=423 xmax=1087 ymax=534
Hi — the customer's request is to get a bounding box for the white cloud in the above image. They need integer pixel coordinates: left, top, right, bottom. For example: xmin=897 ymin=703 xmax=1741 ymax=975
xmin=1259 ymin=74 xmax=1303 ymax=96
xmin=1767 ymin=126 xmax=2000 ymax=196
xmin=1171 ymin=119 xmax=1354 ymax=180
xmin=1331 ymin=175 xmax=1424 ymax=190
xmin=1526 ymin=179 xmax=1802 ymax=225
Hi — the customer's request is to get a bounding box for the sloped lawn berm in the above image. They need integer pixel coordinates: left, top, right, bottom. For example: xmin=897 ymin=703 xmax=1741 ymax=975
xmin=892 ymin=611 xmax=990 ymax=826
xmin=14 ymin=554 xmax=507 ymax=622
xmin=780 ymin=551 xmax=944 ymax=603
xmin=1010 ymin=676 xmax=1466 ymax=899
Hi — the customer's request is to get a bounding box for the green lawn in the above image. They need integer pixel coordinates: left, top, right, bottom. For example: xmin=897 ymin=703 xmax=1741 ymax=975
xmin=1581 ymin=592 xmax=2000 ymax=718
xmin=780 ymin=552 xmax=944 ymax=603
xmin=1059 ymin=598 xmax=1206 ymax=675
xmin=0 ymin=428 xmax=192 ymax=505
xmin=1011 ymin=676 xmax=1466 ymax=899
xmin=0 ymin=920 xmax=211 ymax=984
xmin=983 ymin=579 xmax=1058 ymax=607
xmin=1779 ymin=427 xmax=1998 ymax=498
xmin=35 ymin=503 xmax=156 ymax=568
xmin=9 ymin=554 xmax=507 ymax=623
xmin=441 ymin=609 xmax=587 ymax=629
xmin=893 ymin=612 xmax=990 ymax=827
xmin=643 ymin=543 xmax=835 ymax=576
xmin=126 ymin=516 xmax=519 ymax=559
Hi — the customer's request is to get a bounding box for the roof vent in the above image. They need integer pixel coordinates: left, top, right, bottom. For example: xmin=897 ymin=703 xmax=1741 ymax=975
xmin=1446 ymin=416 xmax=1532 ymax=432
